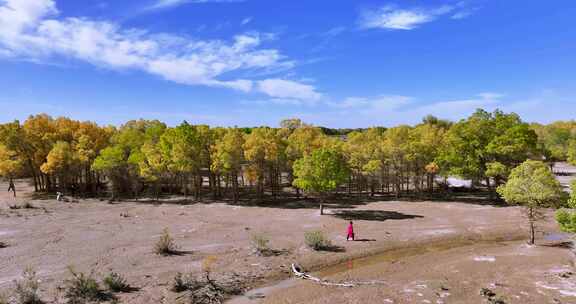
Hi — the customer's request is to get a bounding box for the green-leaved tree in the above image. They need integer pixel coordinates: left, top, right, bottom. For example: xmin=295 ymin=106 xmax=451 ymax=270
xmin=556 ymin=180 xmax=576 ymax=234
xmin=293 ymin=148 xmax=349 ymax=215
xmin=497 ymin=160 xmax=565 ymax=244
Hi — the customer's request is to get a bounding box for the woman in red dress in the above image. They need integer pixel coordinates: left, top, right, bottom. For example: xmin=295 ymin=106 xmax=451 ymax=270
xmin=347 ymin=221 xmax=355 ymax=241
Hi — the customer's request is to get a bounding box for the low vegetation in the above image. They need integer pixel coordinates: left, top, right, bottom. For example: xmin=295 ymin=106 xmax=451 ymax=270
xmin=63 ymin=268 xmax=111 ymax=304
xmin=0 ymin=241 xmax=7 ymax=248
xmin=154 ymin=228 xmax=180 ymax=256
xmin=480 ymin=288 xmax=506 ymax=304
xmin=172 ymin=257 xmax=245 ymax=304
xmin=103 ymin=272 xmax=132 ymax=293
xmin=3 ymin=267 xmax=135 ymax=304
xmin=250 ymin=233 xmax=271 ymax=256
xmin=172 ymin=272 xmax=196 ymax=293
xmin=304 ymin=230 xmax=332 ymax=251
xmin=8 ymin=202 xmax=34 ymax=210
xmin=13 ymin=267 xmax=42 ymax=304
xmin=556 ymin=180 xmax=576 ymax=234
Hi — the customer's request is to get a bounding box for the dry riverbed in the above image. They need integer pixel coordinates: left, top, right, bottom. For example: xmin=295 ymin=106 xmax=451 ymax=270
xmin=0 ymin=180 xmax=574 ymax=303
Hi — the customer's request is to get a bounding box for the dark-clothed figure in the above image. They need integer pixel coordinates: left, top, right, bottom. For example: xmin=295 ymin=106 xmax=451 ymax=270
xmin=7 ymin=179 xmax=16 ymax=197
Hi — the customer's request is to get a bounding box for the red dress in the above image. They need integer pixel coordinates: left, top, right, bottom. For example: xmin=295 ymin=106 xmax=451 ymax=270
xmin=347 ymin=224 xmax=354 ymax=240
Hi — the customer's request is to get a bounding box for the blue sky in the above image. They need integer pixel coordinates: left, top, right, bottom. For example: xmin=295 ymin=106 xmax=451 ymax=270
xmin=0 ymin=0 xmax=575 ymax=127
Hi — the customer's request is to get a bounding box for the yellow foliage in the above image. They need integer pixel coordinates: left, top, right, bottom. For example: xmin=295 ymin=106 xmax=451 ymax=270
xmin=0 ymin=144 xmax=22 ymax=177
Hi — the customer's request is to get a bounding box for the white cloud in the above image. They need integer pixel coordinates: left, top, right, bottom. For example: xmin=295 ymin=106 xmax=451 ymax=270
xmin=241 ymin=17 xmax=252 ymax=26
xmin=324 ymin=26 xmax=346 ymax=37
xmin=360 ymin=3 xmax=475 ymax=30
xmin=478 ymin=92 xmax=505 ymax=100
xmin=257 ymin=79 xmax=322 ymax=103
xmin=148 ymin=0 xmax=244 ymax=10
xmin=329 ymin=95 xmax=412 ymax=110
xmin=451 ymin=10 xmax=473 ymax=20
xmin=0 ymin=0 xmax=318 ymax=100
xmin=322 ymin=92 xmax=504 ymax=127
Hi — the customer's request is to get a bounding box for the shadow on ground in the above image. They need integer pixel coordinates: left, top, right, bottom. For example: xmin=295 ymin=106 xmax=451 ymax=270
xmin=317 ymin=245 xmax=346 ymax=253
xmin=332 ymin=210 xmax=424 ymax=222
xmin=353 ymin=238 xmax=377 ymax=242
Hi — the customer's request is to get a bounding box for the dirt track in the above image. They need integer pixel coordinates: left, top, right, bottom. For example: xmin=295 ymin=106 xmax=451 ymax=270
xmin=0 ymin=179 xmax=574 ymax=303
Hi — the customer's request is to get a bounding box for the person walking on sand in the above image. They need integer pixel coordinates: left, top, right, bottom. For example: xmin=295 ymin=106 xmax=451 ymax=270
xmin=346 ymin=221 xmax=355 ymax=241
xmin=7 ymin=178 xmax=16 ymax=197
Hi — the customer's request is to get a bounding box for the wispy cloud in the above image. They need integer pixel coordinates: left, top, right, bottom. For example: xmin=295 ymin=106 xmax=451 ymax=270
xmin=241 ymin=17 xmax=252 ymax=26
xmin=321 ymin=92 xmax=504 ymax=126
xmin=257 ymin=79 xmax=322 ymax=103
xmin=328 ymin=95 xmax=412 ymax=110
xmin=147 ymin=0 xmax=245 ymax=10
xmin=324 ymin=26 xmax=346 ymax=37
xmin=360 ymin=2 xmax=476 ymax=31
xmin=0 ymin=0 xmax=319 ymax=101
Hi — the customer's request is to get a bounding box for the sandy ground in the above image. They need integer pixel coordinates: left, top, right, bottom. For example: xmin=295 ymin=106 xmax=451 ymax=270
xmin=0 ymin=178 xmax=575 ymax=303
xmin=258 ymin=240 xmax=575 ymax=304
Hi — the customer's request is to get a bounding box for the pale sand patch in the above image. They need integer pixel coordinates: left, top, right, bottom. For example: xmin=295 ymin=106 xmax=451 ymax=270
xmin=0 ymin=230 xmax=17 ymax=236
xmin=473 ymin=256 xmax=496 ymax=262
xmin=421 ymin=228 xmax=457 ymax=236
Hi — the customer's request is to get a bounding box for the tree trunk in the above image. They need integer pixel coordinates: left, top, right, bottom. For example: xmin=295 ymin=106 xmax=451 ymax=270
xmin=155 ymin=181 xmax=161 ymax=201
xmin=529 ymin=207 xmax=535 ymax=245
xmin=486 ymin=177 xmax=494 ymax=200
xmin=232 ymin=172 xmax=239 ymax=204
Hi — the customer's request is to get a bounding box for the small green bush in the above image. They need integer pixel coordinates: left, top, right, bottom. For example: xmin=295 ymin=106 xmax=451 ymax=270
xmin=304 ymin=230 xmax=331 ymax=251
xmin=154 ymin=228 xmax=179 ymax=256
xmin=103 ymin=272 xmax=131 ymax=293
xmin=251 ymin=233 xmax=270 ymax=256
xmin=64 ymin=268 xmax=108 ymax=304
xmin=13 ymin=266 xmax=43 ymax=304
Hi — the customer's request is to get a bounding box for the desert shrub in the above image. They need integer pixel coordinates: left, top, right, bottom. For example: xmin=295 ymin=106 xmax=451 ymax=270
xmin=13 ymin=266 xmax=43 ymax=304
xmin=0 ymin=241 xmax=7 ymax=248
xmin=480 ymin=288 xmax=506 ymax=304
xmin=250 ymin=234 xmax=270 ymax=256
xmin=172 ymin=271 xmax=244 ymax=304
xmin=480 ymin=288 xmax=496 ymax=298
xmin=304 ymin=230 xmax=331 ymax=251
xmin=8 ymin=203 xmax=34 ymax=210
xmin=171 ymin=272 xmax=196 ymax=293
xmin=64 ymin=268 xmax=109 ymax=304
xmin=154 ymin=228 xmax=179 ymax=256
xmin=489 ymin=297 xmax=506 ymax=304
xmin=103 ymin=272 xmax=131 ymax=293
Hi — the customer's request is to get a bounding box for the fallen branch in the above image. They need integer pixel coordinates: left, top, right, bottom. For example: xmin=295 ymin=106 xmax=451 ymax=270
xmin=291 ymin=263 xmax=387 ymax=288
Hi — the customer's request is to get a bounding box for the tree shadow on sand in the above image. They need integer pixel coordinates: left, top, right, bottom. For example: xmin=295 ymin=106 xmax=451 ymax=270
xmin=316 ymin=245 xmax=346 ymax=252
xmin=542 ymin=241 xmax=573 ymax=249
xmin=159 ymin=249 xmax=195 ymax=256
xmin=332 ymin=210 xmax=423 ymax=222
xmin=228 ymin=194 xmax=370 ymax=210
xmin=339 ymin=191 xmax=506 ymax=207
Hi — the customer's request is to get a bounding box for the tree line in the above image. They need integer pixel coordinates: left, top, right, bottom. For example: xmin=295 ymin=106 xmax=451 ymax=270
xmin=0 ymin=109 xmax=573 ymax=203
